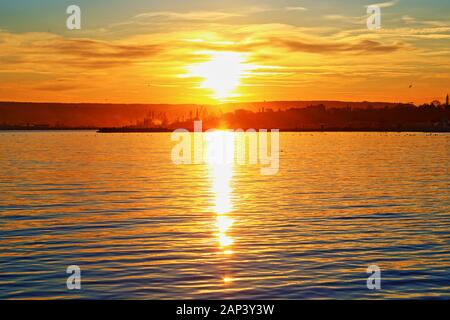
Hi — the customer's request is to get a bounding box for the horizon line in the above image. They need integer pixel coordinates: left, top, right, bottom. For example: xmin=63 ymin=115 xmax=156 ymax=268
xmin=0 ymin=99 xmax=427 ymax=106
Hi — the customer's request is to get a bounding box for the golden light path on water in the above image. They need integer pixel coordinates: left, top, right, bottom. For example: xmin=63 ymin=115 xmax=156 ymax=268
xmin=205 ymin=131 xmax=236 ymax=284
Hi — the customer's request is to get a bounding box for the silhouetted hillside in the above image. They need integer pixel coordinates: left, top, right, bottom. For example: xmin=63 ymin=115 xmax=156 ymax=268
xmin=0 ymin=100 xmax=411 ymax=128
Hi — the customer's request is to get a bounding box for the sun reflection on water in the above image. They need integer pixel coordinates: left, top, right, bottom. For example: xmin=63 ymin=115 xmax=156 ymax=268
xmin=205 ymin=131 xmax=235 ymax=261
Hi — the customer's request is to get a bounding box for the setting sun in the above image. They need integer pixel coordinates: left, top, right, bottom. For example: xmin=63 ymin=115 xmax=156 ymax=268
xmin=186 ymin=51 xmax=254 ymax=100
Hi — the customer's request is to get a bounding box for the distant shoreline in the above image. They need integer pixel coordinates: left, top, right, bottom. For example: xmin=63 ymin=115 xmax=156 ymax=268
xmin=0 ymin=127 xmax=448 ymax=133
xmin=97 ymin=128 xmax=450 ymax=133
xmin=2 ymin=100 xmax=448 ymax=132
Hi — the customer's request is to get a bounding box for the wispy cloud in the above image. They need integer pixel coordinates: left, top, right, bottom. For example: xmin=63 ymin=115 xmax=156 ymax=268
xmin=401 ymin=15 xmax=450 ymax=27
xmin=322 ymin=14 xmax=366 ymax=25
xmin=33 ymin=82 xmax=82 ymax=92
xmin=366 ymin=1 xmax=398 ymax=8
xmin=0 ymin=32 xmax=163 ymax=71
xmin=133 ymin=11 xmax=244 ymax=21
xmin=272 ymin=38 xmax=405 ymax=54
xmin=285 ymin=6 xmax=308 ymax=11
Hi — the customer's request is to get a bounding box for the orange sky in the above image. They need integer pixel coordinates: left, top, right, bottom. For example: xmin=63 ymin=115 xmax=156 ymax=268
xmin=0 ymin=0 xmax=449 ymax=104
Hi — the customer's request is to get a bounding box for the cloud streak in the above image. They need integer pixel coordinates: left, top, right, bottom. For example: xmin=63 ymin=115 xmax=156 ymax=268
xmin=285 ymin=6 xmax=308 ymax=11
xmin=133 ymin=11 xmax=244 ymax=21
xmin=367 ymin=1 xmax=398 ymax=8
xmin=273 ymin=38 xmax=405 ymax=54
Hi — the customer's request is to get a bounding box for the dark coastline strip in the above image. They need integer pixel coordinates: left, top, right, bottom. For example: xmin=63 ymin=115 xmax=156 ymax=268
xmin=95 ymin=128 xmax=450 ymax=133
xmin=0 ymin=127 xmax=448 ymax=133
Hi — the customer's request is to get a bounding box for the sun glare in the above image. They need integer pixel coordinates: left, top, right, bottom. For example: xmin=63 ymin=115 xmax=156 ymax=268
xmin=186 ymin=51 xmax=253 ymax=100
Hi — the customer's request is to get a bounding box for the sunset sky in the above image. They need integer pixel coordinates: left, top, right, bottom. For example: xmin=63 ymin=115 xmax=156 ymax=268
xmin=0 ymin=0 xmax=449 ymax=104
